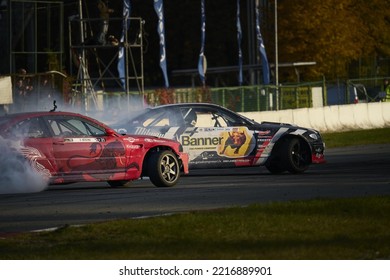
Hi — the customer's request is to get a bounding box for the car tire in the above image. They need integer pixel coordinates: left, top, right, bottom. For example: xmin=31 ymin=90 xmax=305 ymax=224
xmin=265 ymin=142 xmax=286 ymax=174
xmin=148 ymin=150 xmax=180 ymax=187
xmin=107 ymin=180 xmax=132 ymax=187
xmin=281 ymin=138 xmax=310 ymax=174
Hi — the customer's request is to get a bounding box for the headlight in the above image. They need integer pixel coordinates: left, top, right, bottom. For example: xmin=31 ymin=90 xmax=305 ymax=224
xmin=309 ymin=133 xmax=318 ymax=140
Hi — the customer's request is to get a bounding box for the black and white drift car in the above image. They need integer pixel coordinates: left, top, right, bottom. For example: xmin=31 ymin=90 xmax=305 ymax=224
xmin=113 ymin=103 xmax=325 ymax=174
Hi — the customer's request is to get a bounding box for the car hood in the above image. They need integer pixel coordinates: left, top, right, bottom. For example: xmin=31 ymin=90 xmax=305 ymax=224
xmin=257 ymin=121 xmax=320 ymax=133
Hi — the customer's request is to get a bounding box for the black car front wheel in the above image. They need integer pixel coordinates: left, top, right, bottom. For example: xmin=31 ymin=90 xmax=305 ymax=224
xmin=281 ymin=138 xmax=310 ymax=173
xmin=148 ymin=150 xmax=180 ymax=187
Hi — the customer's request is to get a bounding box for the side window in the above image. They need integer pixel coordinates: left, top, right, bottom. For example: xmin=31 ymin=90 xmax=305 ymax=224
xmin=67 ymin=119 xmax=90 ymax=135
xmin=82 ymin=121 xmax=106 ymax=136
xmin=12 ymin=117 xmax=49 ymax=138
xmin=181 ymin=108 xmax=229 ymax=127
xmin=181 ymin=108 xmax=198 ymax=127
xmin=138 ymin=110 xmax=174 ymax=127
xmin=202 ymin=111 xmax=229 ymax=127
xmin=46 ymin=117 xmax=106 ymax=137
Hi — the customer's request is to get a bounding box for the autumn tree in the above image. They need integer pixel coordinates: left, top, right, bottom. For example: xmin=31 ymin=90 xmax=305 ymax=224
xmin=276 ymin=0 xmax=390 ymax=82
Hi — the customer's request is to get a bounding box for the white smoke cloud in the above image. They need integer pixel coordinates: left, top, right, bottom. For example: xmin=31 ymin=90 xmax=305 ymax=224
xmin=0 ymin=136 xmax=49 ymax=194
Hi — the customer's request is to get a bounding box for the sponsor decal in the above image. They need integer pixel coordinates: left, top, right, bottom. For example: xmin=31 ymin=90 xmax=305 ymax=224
xmin=202 ymin=128 xmax=216 ymax=132
xmin=290 ymin=129 xmax=307 ymax=136
xmin=134 ymin=127 xmax=164 ymax=138
xmin=132 ymin=126 xmax=180 ymax=139
xmin=258 ymin=130 xmax=271 ymax=136
xmin=126 ymin=144 xmax=141 ymax=149
xmin=181 ymin=135 xmax=223 ymax=146
xmin=181 ymin=127 xmax=256 ymax=160
xmin=152 ymin=139 xmax=169 ymax=143
xmin=123 ymin=137 xmax=136 ymax=142
xmin=218 ymin=127 xmax=256 ymax=158
xmin=257 ymin=137 xmax=272 ymax=142
xmin=64 ymin=138 xmax=100 ymax=143
xmin=180 ymin=127 xmax=256 ymax=161
xmin=220 ymin=129 xmax=247 ymax=155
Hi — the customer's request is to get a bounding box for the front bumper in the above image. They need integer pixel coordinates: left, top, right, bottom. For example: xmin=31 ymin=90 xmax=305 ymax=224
xmin=179 ymin=152 xmax=190 ymax=174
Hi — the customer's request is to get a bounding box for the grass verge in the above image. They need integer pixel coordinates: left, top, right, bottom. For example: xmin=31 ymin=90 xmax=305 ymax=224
xmin=321 ymin=127 xmax=390 ymax=148
xmin=1 ymin=196 xmax=390 ymax=259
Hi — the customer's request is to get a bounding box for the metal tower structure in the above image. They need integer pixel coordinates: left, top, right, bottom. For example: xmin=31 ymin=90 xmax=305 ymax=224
xmin=68 ymin=0 xmax=144 ymax=112
xmin=6 ymin=0 xmax=63 ymax=75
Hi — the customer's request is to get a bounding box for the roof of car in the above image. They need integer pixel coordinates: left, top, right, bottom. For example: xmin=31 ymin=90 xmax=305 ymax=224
xmin=150 ymin=103 xmax=223 ymax=109
xmin=0 ymin=111 xmax=86 ymax=117
xmin=0 ymin=111 xmax=109 ymax=128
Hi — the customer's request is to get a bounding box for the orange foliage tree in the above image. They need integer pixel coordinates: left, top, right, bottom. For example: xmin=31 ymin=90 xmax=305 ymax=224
xmin=276 ymin=0 xmax=390 ymax=81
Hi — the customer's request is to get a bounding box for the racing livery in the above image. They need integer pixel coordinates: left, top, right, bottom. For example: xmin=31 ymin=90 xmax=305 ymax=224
xmin=0 ymin=111 xmax=189 ymax=188
xmin=114 ymin=103 xmax=325 ymax=174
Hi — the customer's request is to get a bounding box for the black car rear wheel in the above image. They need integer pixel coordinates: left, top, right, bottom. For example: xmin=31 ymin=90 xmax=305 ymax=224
xmin=148 ymin=150 xmax=180 ymax=187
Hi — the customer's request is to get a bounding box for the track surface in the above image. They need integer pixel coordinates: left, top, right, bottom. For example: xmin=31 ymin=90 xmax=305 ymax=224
xmin=1 ymin=144 xmax=389 ymax=234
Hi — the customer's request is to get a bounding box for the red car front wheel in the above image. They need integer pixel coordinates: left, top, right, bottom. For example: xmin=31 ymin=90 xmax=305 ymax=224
xmin=148 ymin=150 xmax=180 ymax=187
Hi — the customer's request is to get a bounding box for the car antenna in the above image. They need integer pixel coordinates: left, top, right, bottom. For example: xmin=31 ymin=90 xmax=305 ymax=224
xmin=50 ymin=100 xmax=57 ymax=112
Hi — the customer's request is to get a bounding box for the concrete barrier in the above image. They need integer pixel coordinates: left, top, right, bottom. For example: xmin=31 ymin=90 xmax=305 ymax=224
xmin=241 ymin=102 xmax=390 ymax=133
xmin=0 ymin=76 xmax=13 ymax=104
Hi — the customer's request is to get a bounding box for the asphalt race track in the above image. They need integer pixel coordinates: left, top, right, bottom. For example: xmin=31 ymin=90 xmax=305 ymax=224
xmin=1 ymin=144 xmax=389 ymax=234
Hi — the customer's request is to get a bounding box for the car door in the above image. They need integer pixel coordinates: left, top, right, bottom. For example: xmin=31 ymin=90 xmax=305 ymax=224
xmin=9 ymin=116 xmax=56 ymax=179
xmin=178 ymin=106 xmax=257 ymax=168
xmin=45 ymin=115 xmax=127 ymax=182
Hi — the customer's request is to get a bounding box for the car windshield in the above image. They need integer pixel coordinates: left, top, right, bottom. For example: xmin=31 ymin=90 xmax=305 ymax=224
xmin=129 ymin=108 xmax=181 ymax=127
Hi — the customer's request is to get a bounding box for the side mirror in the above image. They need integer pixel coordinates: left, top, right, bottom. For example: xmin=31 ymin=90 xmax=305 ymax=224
xmin=105 ymin=128 xmax=116 ymax=136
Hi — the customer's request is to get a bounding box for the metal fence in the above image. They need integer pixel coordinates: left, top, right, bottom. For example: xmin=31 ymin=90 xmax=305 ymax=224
xmin=143 ymin=81 xmax=325 ymax=112
xmin=5 ymin=72 xmax=389 ymax=114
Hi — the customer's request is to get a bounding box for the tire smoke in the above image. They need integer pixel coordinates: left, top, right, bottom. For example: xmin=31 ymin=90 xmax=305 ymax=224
xmin=0 ymin=137 xmax=49 ymax=194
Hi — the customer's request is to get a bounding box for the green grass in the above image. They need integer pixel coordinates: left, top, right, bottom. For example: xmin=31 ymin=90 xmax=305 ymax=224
xmin=1 ymin=196 xmax=390 ymax=259
xmin=322 ymin=127 xmax=390 ymax=148
xmin=0 ymin=128 xmax=389 ymax=260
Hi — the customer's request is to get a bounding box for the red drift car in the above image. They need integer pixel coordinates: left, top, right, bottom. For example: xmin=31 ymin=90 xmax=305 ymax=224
xmin=0 ymin=111 xmax=189 ymax=188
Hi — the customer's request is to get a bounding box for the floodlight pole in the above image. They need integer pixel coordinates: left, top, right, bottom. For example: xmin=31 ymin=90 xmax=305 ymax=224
xmin=78 ymin=0 xmax=88 ymax=112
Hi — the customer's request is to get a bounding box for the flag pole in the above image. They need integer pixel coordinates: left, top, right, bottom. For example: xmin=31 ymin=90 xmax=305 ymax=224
xmin=274 ymin=0 xmax=279 ymax=110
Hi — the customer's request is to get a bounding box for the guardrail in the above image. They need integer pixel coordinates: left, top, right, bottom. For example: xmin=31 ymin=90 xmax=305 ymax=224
xmin=241 ymin=102 xmax=390 ymax=133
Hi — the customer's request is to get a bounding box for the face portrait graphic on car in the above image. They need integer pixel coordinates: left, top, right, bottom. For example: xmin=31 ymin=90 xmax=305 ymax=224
xmin=218 ymin=128 xmax=255 ymax=157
